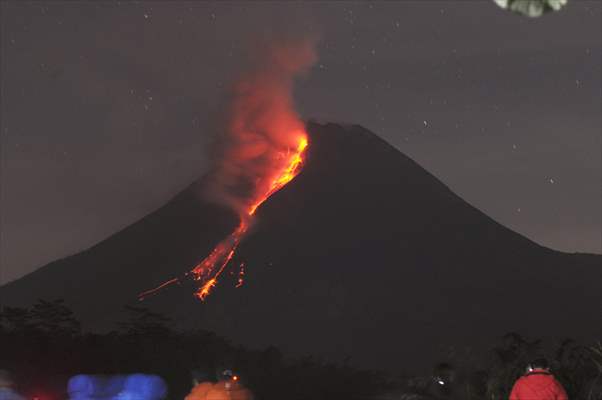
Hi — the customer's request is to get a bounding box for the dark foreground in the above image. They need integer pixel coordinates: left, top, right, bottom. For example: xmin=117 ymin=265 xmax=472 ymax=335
xmin=1 ymin=300 xmax=601 ymax=399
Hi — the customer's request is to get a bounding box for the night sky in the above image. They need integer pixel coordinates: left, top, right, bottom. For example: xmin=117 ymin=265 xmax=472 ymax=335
xmin=1 ymin=1 xmax=600 ymax=284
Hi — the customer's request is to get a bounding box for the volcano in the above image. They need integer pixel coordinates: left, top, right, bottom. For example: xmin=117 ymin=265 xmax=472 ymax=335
xmin=1 ymin=122 xmax=600 ymax=371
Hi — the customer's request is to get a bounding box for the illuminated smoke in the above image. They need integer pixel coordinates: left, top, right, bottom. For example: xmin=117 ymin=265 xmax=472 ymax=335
xmin=204 ymin=38 xmax=317 ymax=218
xmin=139 ymin=38 xmax=316 ymax=300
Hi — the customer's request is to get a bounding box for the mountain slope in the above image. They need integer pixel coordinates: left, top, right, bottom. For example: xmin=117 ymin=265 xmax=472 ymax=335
xmin=2 ymin=122 xmax=600 ymax=370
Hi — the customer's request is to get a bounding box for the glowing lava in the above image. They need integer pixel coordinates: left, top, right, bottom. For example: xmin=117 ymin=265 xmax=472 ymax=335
xmin=139 ymin=38 xmax=316 ymax=301
xmin=190 ymin=135 xmax=307 ymax=300
xmin=139 ymin=134 xmax=308 ymax=301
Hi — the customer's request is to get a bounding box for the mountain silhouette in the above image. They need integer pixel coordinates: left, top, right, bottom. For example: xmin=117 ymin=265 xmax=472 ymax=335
xmin=2 ymin=122 xmax=600 ymax=371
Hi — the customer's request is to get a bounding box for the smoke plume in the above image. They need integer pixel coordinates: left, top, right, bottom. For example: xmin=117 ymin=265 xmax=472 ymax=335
xmin=204 ymin=38 xmax=317 ymax=218
xmin=138 ymin=38 xmax=316 ymax=301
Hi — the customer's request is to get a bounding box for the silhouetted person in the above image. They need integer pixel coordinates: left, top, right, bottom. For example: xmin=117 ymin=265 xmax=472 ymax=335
xmin=509 ymin=358 xmax=568 ymax=400
xmin=0 ymin=371 xmax=25 ymax=400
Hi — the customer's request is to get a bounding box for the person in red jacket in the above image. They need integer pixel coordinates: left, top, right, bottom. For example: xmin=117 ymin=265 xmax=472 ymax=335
xmin=510 ymin=358 xmax=568 ymax=400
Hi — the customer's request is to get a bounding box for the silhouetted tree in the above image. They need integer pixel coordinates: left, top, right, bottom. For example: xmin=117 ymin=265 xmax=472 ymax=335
xmin=0 ymin=305 xmax=31 ymax=333
xmin=118 ymin=305 xmax=172 ymax=337
xmin=29 ymin=299 xmax=81 ymax=335
xmin=1 ymin=299 xmax=80 ymax=335
xmin=486 ymin=332 xmax=543 ymax=400
xmin=554 ymin=340 xmax=602 ymax=399
xmin=4 ymin=304 xmax=601 ymax=400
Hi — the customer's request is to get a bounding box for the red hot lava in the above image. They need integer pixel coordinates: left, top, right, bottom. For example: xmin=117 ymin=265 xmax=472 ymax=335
xmin=139 ymin=39 xmax=315 ymax=301
xmin=191 ymin=135 xmax=307 ymax=300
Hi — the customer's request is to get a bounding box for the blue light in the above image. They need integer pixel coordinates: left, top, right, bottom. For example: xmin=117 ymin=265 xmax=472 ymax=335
xmin=120 ymin=374 xmax=167 ymax=400
xmin=67 ymin=374 xmax=167 ymax=400
xmin=67 ymin=375 xmax=100 ymax=399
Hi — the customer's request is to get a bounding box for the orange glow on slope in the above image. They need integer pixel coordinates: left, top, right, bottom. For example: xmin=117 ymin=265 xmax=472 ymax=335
xmin=138 ymin=134 xmax=308 ymax=301
xmin=138 ymin=39 xmax=316 ymax=302
xmin=198 ymin=278 xmax=217 ymax=301
xmin=249 ymin=136 xmax=307 ymax=215
xmin=190 ymin=134 xmax=308 ymax=300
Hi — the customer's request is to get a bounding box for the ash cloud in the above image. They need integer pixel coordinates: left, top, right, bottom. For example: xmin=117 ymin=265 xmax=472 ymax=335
xmin=202 ymin=37 xmax=317 ymax=218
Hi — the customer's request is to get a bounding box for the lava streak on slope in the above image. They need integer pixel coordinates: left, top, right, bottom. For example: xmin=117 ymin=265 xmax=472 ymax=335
xmin=190 ymin=135 xmax=308 ymax=300
xmin=139 ymin=38 xmax=316 ymax=301
xmin=139 ymin=134 xmax=308 ymax=301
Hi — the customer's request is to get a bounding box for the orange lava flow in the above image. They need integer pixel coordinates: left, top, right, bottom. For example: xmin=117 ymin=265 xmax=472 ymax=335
xmin=190 ymin=135 xmax=308 ymax=300
xmin=248 ymin=136 xmax=308 ymax=215
xmin=138 ymin=134 xmax=308 ymax=301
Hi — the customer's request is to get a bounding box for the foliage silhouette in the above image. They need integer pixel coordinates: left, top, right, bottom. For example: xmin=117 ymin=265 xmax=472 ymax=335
xmin=1 ymin=300 xmax=600 ymax=399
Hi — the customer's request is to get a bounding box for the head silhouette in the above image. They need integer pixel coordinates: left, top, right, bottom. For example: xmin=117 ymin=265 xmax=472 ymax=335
xmin=527 ymin=358 xmax=549 ymax=372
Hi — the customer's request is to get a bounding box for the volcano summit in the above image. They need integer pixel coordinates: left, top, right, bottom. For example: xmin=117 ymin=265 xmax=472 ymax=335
xmin=1 ymin=122 xmax=600 ymax=371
